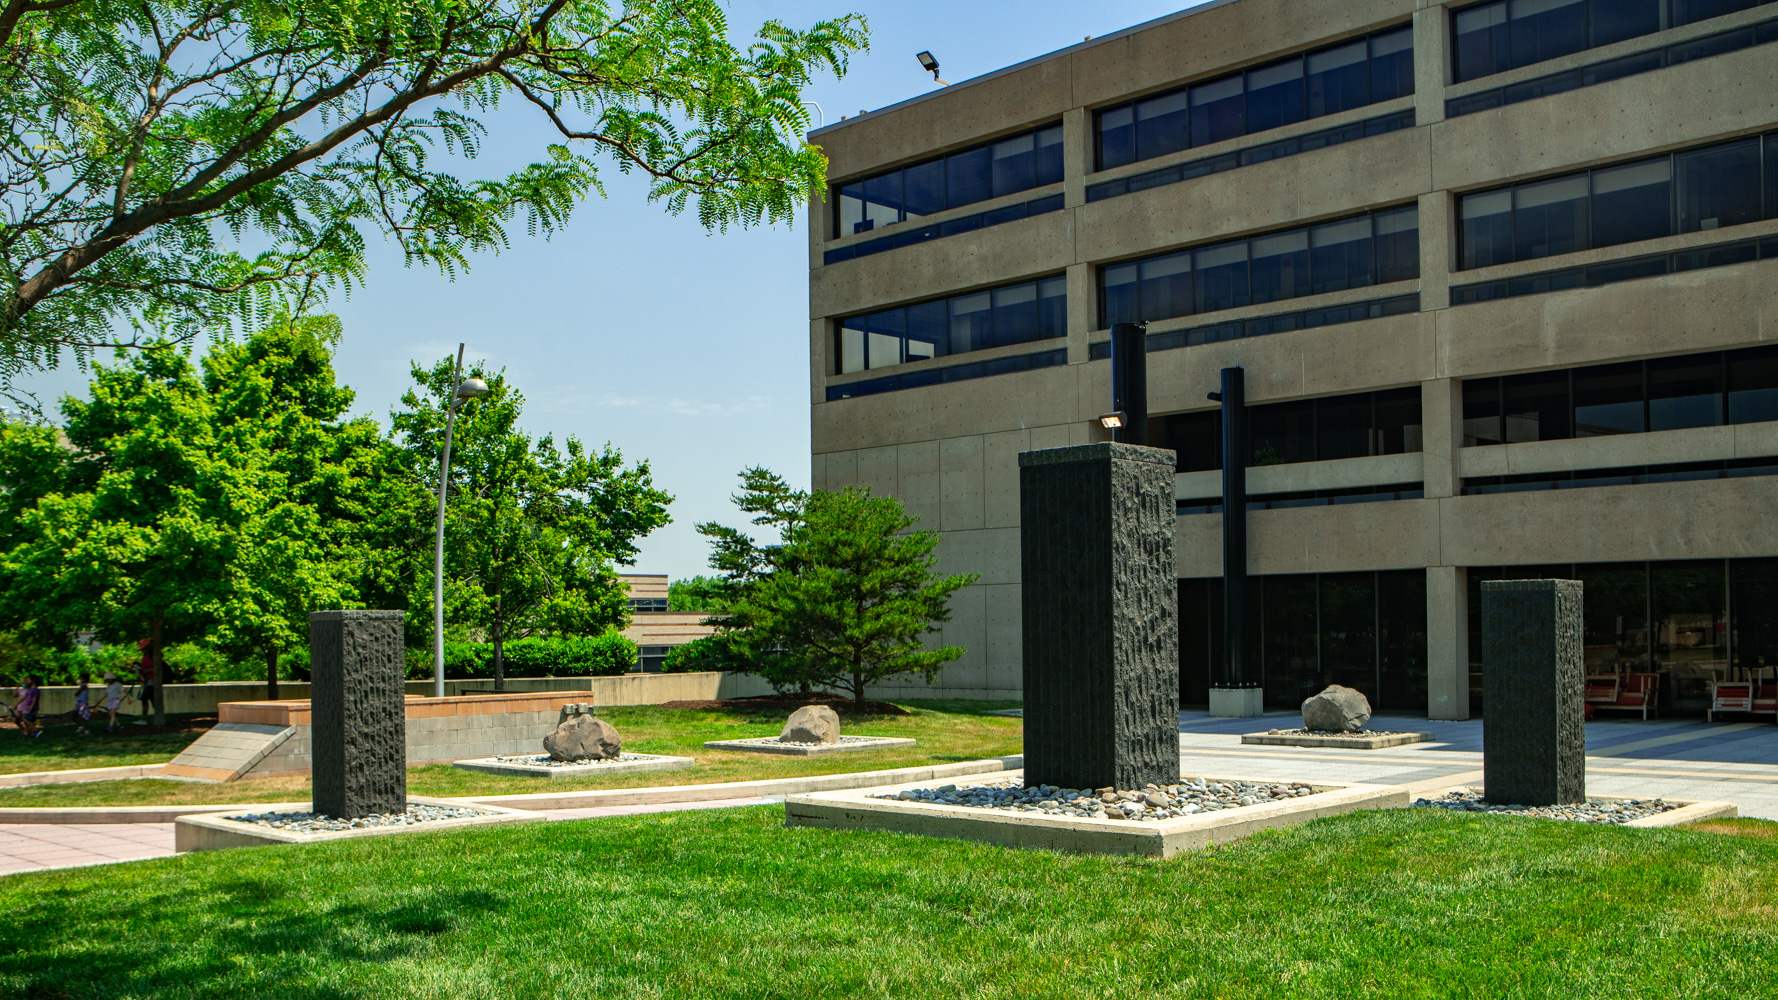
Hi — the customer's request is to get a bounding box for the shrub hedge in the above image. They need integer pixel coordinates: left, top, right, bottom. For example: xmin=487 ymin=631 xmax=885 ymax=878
xmin=402 ymin=633 xmax=638 ymax=680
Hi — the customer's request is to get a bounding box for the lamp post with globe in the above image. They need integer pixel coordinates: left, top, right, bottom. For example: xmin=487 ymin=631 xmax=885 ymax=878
xmin=432 ymin=343 xmax=490 ymax=698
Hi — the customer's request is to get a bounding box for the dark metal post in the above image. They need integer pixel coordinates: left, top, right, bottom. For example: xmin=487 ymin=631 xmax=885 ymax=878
xmin=1110 ymin=322 xmax=1149 ymax=446
xmin=1219 ymin=366 xmax=1248 ymax=690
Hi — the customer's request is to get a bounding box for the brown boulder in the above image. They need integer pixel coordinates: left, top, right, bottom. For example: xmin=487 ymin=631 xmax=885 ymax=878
xmin=544 ymin=715 xmax=622 ymax=761
xmin=780 ymin=704 xmax=840 ymax=744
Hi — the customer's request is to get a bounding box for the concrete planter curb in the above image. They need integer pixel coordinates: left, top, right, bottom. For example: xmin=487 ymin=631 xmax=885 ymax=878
xmin=702 ymin=736 xmax=917 ymax=756
xmin=1625 ymin=800 xmax=1739 ymax=827
xmin=0 ymin=764 xmax=168 ymax=789
xmin=173 ymin=796 xmax=543 ymax=852
xmin=1242 ymin=732 xmax=1436 ymax=749
xmin=785 ymin=771 xmax=1410 ymax=857
xmin=452 ymin=754 xmax=695 ymax=779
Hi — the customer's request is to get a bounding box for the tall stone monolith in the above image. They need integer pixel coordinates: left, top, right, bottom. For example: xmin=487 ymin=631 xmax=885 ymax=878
xmin=1020 ymin=442 xmax=1179 ymax=790
xmin=310 ymin=610 xmax=408 ymax=818
xmin=1481 ymin=579 xmax=1585 ymax=806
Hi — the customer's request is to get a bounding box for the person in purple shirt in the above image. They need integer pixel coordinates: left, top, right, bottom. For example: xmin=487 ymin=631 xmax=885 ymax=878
xmin=12 ymin=676 xmax=41 ymax=738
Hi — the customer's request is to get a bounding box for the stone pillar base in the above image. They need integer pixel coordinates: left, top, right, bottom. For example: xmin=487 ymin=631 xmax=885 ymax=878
xmin=1209 ymin=687 xmax=1264 ymax=718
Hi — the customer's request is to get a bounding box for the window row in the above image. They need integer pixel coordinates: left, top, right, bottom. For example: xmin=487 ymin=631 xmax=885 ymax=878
xmin=1179 ymin=572 xmax=1428 ymax=711
xmin=823 ymin=193 xmax=1063 ymax=265
xmin=1086 ymin=110 xmax=1415 ymax=204
xmin=1459 ymin=131 xmax=1778 ymax=270
xmin=1096 ymin=26 xmax=1413 ymax=172
xmin=1448 ymin=12 xmax=1778 ymax=118
xmin=1466 ymin=559 xmax=1778 ymax=713
xmin=1453 ymin=0 xmax=1776 ymax=83
xmin=1462 ymin=458 xmax=1778 ymax=494
xmin=834 ymin=124 xmax=1062 ymax=238
xmin=1152 ymin=387 xmax=1423 ymax=474
xmin=824 ymin=349 xmax=1066 ymax=402
xmin=1102 ymin=206 xmax=1418 ymax=328
xmin=1452 ymin=233 xmax=1778 ymax=306
xmin=1177 ymin=484 xmax=1425 ymax=516
xmin=835 ymin=276 xmax=1067 ymax=375
xmin=1088 ymin=294 xmax=1420 ymax=361
xmin=1461 ymin=346 xmax=1778 ymax=445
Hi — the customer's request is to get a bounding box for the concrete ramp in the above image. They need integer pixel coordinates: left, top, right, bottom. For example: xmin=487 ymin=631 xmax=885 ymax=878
xmin=161 ymin=723 xmax=295 ymax=782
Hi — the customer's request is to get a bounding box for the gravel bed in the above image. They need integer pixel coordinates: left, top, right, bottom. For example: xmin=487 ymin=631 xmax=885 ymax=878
xmin=724 ymin=735 xmax=899 ymax=748
xmin=875 ymin=777 xmax=1319 ymax=822
xmin=233 ymin=803 xmax=488 ymax=833
xmin=488 ymin=753 xmax=661 ymax=768
xmin=1413 ymin=789 xmax=1681 ymax=824
xmin=1264 ymin=728 xmax=1418 ymax=738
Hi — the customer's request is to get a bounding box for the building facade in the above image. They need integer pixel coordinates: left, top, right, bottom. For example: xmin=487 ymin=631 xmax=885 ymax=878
xmin=806 ymin=0 xmax=1778 ymax=718
xmin=618 ymin=574 xmax=716 ymax=672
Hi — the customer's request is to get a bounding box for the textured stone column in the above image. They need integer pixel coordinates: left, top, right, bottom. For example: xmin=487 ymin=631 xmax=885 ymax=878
xmin=310 ymin=610 xmax=408 ymax=818
xmin=1481 ymin=580 xmax=1584 ymax=805
xmin=1020 ymin=443 xmax=1179 ymax=790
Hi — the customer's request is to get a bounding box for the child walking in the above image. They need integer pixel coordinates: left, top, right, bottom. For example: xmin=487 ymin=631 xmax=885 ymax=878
xmin=102 ymin=673 xmax=127 ymax=733
xmin=12 ymin=676 xmax=41 ymax=738
xmin=73 ymin=673 xmax=93 ymax=735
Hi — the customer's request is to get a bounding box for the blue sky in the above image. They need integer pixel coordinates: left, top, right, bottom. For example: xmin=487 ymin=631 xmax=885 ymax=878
xmin=14 ymin=1 xmax=1209 ymax=580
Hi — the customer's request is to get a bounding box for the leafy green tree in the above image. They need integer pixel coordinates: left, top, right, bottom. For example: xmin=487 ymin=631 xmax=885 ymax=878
xmin=668 ymin=575 xmax=729 ymax=613
xmin=694 ymin=466 xmax=810 ymax=688
xmin=0 ymin=0 xmax=865 ymax=382
xmin=393 ymin=356 xmax=671 ymax=689
xmin=699 ymin=470 xmax=977 ymax=702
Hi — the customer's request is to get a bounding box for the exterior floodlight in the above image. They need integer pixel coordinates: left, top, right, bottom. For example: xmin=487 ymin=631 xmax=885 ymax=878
xmin=916 ymin=50 xmax=950 ymax=86
xmin=454 ymin=377 xmax=490 ymax=400
xmin=1099 ymin=411 xmax=1127 ymax=430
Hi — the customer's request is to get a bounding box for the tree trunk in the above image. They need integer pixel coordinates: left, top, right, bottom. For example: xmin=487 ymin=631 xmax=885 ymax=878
xmin=852 ymin=666 xmax=866 ymax=704
xmin=492 ymin=599 xmax=505 ymax=693
xmin=265 ymin=647 xmax=280 ymax=700
xmin=150 ymin=617 xmax=167 ymax=726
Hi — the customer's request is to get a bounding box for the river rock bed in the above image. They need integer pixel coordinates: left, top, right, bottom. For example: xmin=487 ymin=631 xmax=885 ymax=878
xmin=232 ymin=803 xmax=488 ymax=833
xmin=490 ymin=753 xmax=656 ymax=768
xmin=726 ymin=735 xmax=897 ymax=748
xmin=1413 ymin=789 xmax=1680 ymax=824
xmin=1265 ymin=728 xmax=1417 ymax=738
xmin=875 ymin=777 xmax=1319 ymax=822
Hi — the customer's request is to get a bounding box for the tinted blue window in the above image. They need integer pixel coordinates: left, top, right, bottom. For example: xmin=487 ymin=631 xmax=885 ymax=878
xmin=1648 ymin=356 xmax=1724 ymax=431
xmin=1102 ymin=264 xmax=1140 ymax=327
xmin=1510 ymin=0 xmax=1587 ymax=69
xmin=1038 ymin=277 xmax=1068 ymax=339
xmin=1139 ymin=252 xmax=1194 ymax=321
xmin=1249 ymin=229 xmax=1310 ymax=304
xmin=1136 ymin=90 xmax=1192 ymax=163
xmin=1189 ymin=77 xmax=1244 ymax=147
xmin=1460 ymin=190 xmax=1514 ymax=269
xmin=1245 ymin=59 xmax=1306 ymax=133
xmin=1453 ymin=3 xmax=1510 ymax=81
xmin=1374 ymin=205 xmax=1421 ymax=283
xmin=865 ymin=309 xmax=904 ymax=370
xmin=1309 ymin=216 xmax=1375 ymax=294
xmin=949 ymin=292 xmax=992 ymax=354
xmin=992 ymin=283 xmax=1040 ymax=347
xmin=1769 ymin=135 xmax=1778 ymax=223
xmin=1034 ymin=126 xmax=1065 ymax=187
xmin=903 ymin=160 xmax=946 ymax=218
xmin=1370 ymin=28 xmax=1416 ymax=101
xmin=1098 ymin=106 xmax=1134 ymax=171
xmin=1591 ymin=0 xmax=1662 ymax=45
xmin=944 ymin=146 xmax=992 ymax=209
xmin=1514 ymin=175 xmax=1590 ymax=260
xmin=1307 ymin=40 xmax=1370 ymax=117
xmin=1591 ymin=159 xmax=1672 ymax=249
xmin=838 ymin=317 xmax=866 ymax=373
xmin=1728 ymin=346 xmax=1778 ymax=423
xmin=906 ymin=301 xmax=949 ymax=361
xmin=1573 ymin=362 xmax=1645 ymax=436
xmin=1194 ymin=241 xmax=1250 ymax=313
xmin=1676 ymin=139 xmax=1763 ymax=233
xmin=1675 ymin=0 xmax=1765 ymax=26
xmin=990 ymin=133 xmax=1036 ymax=199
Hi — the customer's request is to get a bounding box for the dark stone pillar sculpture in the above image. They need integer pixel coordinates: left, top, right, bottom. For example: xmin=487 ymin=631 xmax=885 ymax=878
xmin=1481 ymin=580 xmax=1585 ymax=806
xmin=310 ymin=610 xmax=408 ymax=818
xmin=1020 ymin=442 xmax=1179 ymax=790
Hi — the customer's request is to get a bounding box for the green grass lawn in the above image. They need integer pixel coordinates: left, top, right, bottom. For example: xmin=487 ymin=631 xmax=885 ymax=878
xmin=3 ymin=808 xmax=1776 ymax=998
xmin=0 ymin=714 xmax=210 ymax=775
xmin=0 ymin=701 xmax=1022 ymax=807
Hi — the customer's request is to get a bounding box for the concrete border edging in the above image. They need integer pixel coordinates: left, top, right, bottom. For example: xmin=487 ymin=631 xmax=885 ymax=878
xmin=701 ymin=736 xmax=918 ymax=756
xmin=1624 ymin=800 xmax=1739 ymax=827
xmin=0 ymin=764 xmax=167 ymax=789
xmin=784 ymin=770 xmax=1410 ymax=857
xmin=1241 ymin=732 xmax=1436 ymax=749
xmin=173 ymin=796 xmax=544 ymax=852
xmin=452 ymin=754 xmax=695 ymax=779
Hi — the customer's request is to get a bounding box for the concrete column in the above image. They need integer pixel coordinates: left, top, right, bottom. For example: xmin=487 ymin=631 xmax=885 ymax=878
xmin=1417 ymin=190 xmax=1452 ymax=311
xmin=1422 ymin=377 xmax=1462 ymax=499
xmin=1062 ymin=106 xmax=1088 ymax=208
xmin=1481 ymin=580 xmax=1586 ymax=806
xmin=310 ymin=610 xmax=408 ymax=819
xmin=1426 ymin=565 xmax=1470 ymax=721
xmin=1020 ymin=443 xmax=1180 ymax=790
xmin=1066 ymin=263 xmax=1094 ymax=365
xmin=1411 ymin=6 xmax=1449 ymax=126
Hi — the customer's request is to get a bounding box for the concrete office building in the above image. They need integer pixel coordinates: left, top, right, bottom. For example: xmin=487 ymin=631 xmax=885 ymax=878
xmin=806 ymin=0 xmax=1778 ymax=719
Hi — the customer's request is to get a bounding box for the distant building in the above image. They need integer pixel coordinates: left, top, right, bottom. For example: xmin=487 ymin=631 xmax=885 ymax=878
xmin=618 ymin=574 xmax=717 ymax=672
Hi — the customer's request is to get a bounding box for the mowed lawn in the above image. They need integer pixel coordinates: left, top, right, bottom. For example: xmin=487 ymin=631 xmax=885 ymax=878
xmin=0 ymin=702 xmax=1023 ymax=807
xmin=0 ymin=715 xmax=211 ymax=774
xmin=3 ymin=808 xmax=1776 ymax=998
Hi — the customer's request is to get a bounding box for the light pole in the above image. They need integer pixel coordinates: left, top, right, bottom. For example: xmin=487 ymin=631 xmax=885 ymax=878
xmin=433 ymin=343 xmax=490 ymax=698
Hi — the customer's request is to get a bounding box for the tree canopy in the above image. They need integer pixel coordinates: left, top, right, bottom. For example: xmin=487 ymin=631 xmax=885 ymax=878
xmin=0 ymin=0 xmax=866 ymax=381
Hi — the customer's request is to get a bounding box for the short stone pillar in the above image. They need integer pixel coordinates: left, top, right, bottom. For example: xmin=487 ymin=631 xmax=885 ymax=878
xmin=310 ymin=610 xmax=408 ymax=818
xmin=1481 ymin=580 xmax=1585 ymax=806
xmin=1019 ymin=443 xmax=1179 ymax=790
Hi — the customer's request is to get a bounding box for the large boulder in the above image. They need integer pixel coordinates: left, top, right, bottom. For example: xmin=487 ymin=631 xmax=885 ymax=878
xmin=780 ymin=704 xmax=841 ymax=744
xmin=544 ymin=715 xmax=622 ymax=761
xmin=1301 ymin=685 xmax=1372 ymax=733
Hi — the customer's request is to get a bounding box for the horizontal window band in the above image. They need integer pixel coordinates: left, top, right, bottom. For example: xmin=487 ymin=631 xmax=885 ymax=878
xmin=1460 ymin=458 xmax=1778 ymax=495
xmin=1177 ymin=483 xmax=1425 ymax=515
xmin=1086 ymin=110 xmax=1414 ymax=205
xmin=1451 ymin=234 xmax=1778 ymax=306
xmin=1447 ymin=13 xmax=1778 ymax=119
xmin=823 ymin=192 xmax=1065 ymax=266
xmin=824 ymin=349 xmax=1067 ymax=402
xmin=1088 ymin=293 xmax=1420 ymax=360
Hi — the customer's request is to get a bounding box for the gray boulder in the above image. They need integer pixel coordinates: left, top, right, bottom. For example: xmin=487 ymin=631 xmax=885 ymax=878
xmin=1301 ymin=685 xmax=1372 ymax=733
xmin=544 ymin=715 xmax=622 ymax=761
xmin=780 ymin=704 xmax=841 ymax=744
